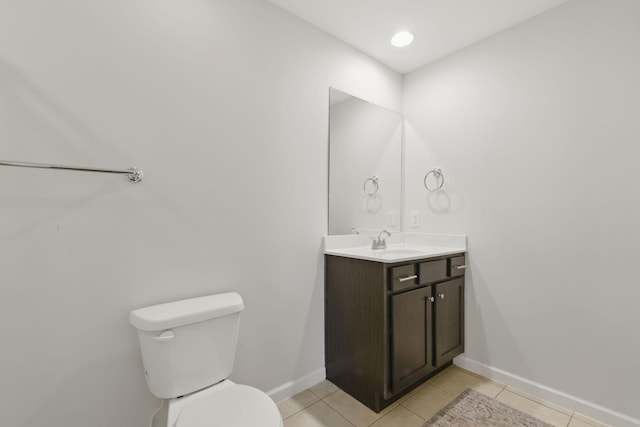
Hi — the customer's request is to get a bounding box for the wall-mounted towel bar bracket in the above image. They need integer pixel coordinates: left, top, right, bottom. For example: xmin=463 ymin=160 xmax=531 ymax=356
xmin=0 ymin=159 xmax=144 ymax=183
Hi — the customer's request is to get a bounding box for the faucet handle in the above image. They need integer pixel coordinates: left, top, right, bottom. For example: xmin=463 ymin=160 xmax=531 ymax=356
xmin=376 ymin=230 xmax=391 ymax=249
xmin=378 ymin=230 xmax=391 ymax=240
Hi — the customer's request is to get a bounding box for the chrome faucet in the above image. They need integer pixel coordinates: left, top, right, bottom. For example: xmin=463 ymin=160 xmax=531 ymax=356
xmin=371 ymin=230 xmax=391 ymax=250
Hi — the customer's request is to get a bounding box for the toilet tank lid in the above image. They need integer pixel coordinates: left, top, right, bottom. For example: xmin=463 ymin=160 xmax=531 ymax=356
xmin=129 ymin=292 xmax=244 ymax=331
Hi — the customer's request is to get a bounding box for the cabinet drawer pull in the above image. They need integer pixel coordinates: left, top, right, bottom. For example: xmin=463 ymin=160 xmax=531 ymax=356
xmin=438 ymin=293 xmax=445 ymax=299
xmin=398 ymin=275 xmax=418 ymax=283
xmin=454 ymin=265 xmax=468 ymax=270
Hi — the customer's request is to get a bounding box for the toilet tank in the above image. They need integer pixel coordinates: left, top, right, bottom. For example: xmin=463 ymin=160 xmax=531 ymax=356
xmin=129 ymin=292 xmax=245 ymax=399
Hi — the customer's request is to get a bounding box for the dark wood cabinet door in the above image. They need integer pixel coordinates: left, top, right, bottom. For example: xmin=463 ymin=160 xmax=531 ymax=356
xmin=390 ymin=286 xmax=434 ymax=393
xmin=434 ymin=278 xmax=464 ymax=366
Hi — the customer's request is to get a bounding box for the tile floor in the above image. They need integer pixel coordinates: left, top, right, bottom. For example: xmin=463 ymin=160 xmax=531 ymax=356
xmin=276 ymin=366 xmax=609 ymax=427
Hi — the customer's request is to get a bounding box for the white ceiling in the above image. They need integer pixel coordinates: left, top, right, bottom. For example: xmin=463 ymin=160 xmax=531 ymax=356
xmin=267 ymin=0 xmax=569 ymax=74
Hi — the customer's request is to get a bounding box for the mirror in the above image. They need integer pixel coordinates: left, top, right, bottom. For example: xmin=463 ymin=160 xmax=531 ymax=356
xmin=328 ymin=88 xmax=403 ymax=235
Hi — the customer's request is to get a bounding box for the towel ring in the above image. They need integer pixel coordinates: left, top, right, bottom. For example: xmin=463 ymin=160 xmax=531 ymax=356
xmin=363 ymin=176 xmax=379 ymax=196
xmin=424 ymin=168 xmax=444 ymax=192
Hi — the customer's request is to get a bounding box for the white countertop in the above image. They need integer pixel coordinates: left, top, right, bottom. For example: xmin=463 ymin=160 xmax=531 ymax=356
xmin=323 ymin=232 xmax=466 ymax=263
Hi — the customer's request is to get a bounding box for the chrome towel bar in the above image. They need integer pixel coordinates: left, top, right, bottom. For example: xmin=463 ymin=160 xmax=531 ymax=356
xmin=0 ymin=159 xmax=143 ymax=183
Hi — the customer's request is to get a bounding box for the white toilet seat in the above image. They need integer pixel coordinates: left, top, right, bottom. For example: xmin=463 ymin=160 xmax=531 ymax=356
xmin=176 ymin=383 xmax=282 ymax=427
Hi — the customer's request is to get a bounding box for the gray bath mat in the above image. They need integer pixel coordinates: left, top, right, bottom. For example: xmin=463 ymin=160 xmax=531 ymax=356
xmin=423 ymin=388 xmax=554 ymax=427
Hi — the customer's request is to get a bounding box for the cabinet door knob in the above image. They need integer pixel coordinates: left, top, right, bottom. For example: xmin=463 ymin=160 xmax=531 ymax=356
xmin=428 ymin=296 xmax=435 ymax=303
xmin=398 ymin=275 xmax=418 ymax=283
xmin=438 ymin=293 xmax=445 ymax=299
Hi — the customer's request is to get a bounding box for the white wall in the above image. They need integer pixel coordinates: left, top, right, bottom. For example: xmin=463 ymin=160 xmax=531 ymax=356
xmin=0 ymin=1 xmax=402 ymax=426
xmin=404 ymin=0 xmax=640 ymax=424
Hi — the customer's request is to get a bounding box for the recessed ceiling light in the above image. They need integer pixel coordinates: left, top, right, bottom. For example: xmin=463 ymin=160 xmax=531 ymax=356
xmin=390 ymin=31 xmax=414 ymax=47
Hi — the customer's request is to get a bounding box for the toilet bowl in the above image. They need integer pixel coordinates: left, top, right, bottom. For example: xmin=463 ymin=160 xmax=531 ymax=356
xmin=164 ymin=380 xmax=282 ymax=427
xmin=129 ymin=292 xmax=283 ymax=427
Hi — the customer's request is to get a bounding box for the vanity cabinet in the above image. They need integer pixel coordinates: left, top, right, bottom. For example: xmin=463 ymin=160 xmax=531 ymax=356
xmin=325 ymin=253 xmax=465 ymax=412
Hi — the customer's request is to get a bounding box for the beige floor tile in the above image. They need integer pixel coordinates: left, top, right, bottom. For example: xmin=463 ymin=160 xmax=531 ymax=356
xmin=569 ymin=417 xmax=599 ymax=427
xmin=323 ymin=389 xmax=397 ymax=427
xmin=424 ymin=365 xmax=454 ymax=383
xmin=281 ymin=367 xmax=608 ymax=427
xmin=309 ymin=380 xmax=339 ymax=399
xmin=400 ymin=383 xmax=455 ymax=420
xmin=278 ymin=390 xmax=320 ymax=419
xmin=496 ymin=389 xmax=571 ymax=427
xmin=283 ymin=401 xmax=354 ymax=427
xmin=428 ymin=366 xmax=504 ymax=398
xmin=452 ymin=365 xmax=506 ymax=386
xmin=396 ymin=380 xmax=430 ymax=404
xmin=370 ymin=405 xmax=426 ymax=427
xmin=504 ymin=387 xmax=573 ymax=416
xmin=570 ymin=413 xmax=611 ymax=427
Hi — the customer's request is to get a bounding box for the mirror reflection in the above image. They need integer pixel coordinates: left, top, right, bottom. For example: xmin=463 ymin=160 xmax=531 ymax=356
xmin=328 ymin=88 xmax=403 ymax=235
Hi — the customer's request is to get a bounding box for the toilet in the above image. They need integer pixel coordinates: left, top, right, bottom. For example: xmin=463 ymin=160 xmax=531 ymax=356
xmin=129 ymin=292 xmax=283 ymax=427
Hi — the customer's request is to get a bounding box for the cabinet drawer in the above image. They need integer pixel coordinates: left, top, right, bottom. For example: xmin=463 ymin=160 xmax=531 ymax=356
xmin=418 ymin=259 xmax=447 ymax=284
xmin=390 ymin=264 xmax=417 ymax=292
xmin=449 ymin=255 xmax=467 ymax=277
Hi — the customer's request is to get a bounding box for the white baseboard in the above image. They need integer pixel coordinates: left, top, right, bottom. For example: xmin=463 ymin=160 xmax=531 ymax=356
xmin=266 ymin=368 xmax=326 ymax=404
xmin=454 ymin=355 xmax=640 ymax=427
